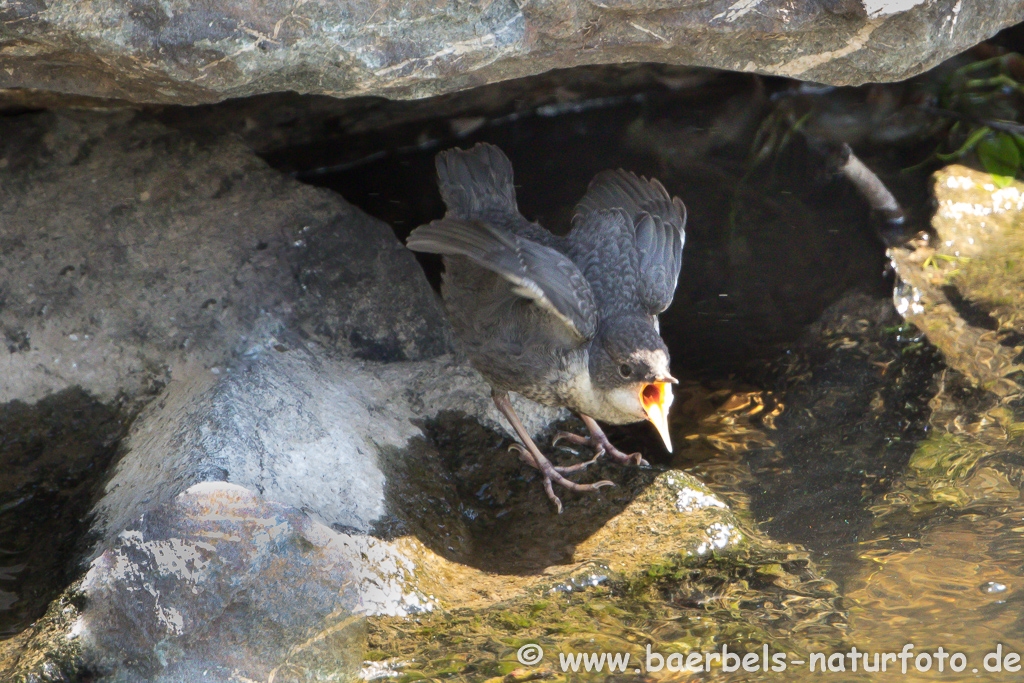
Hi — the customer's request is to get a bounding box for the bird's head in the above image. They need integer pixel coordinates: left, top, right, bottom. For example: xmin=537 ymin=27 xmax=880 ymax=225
xmin=589 ymin=315 xmax=677 ymax=451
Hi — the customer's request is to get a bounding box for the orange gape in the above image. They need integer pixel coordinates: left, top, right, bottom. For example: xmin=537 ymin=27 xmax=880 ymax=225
xmin=642 ymin=383 xmax=662 ymax=408
xmin=641 ymin=382 xmax=674 ymax=452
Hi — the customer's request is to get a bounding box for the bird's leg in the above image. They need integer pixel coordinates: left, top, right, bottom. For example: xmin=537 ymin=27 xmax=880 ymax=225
xmin=492 ymin=391 xmax=613 ymax=513
xmin=553 ymin=414 xmax=650 ymax=467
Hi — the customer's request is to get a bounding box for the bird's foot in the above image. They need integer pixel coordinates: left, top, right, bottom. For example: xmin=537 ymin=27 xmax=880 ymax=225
xmin=552 ymin=430 xmax=649 ymax=467
xmin=508 ymin=443 xmax=613 ymax=514
xmin=548 ymin=446 xmax=604 ymax=475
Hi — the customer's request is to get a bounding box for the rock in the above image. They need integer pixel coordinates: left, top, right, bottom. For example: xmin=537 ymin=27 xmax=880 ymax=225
xmin=0 ymin=331 xmax=745 ymax=681
xmin=6 ymin=453 xmax=836 ymax=681
xmin=399 ymin=469 xmax=754 ymax=608
xmin=91 ymin=341 xmax=562 ymax=555
xmin=0 ymin=320 xmax=571 ymax=680
xmin=1 ymin=336 xmax=571 ymax=679
xmin=0 ymin=110 xmax=446 ymax=405
xmin=0 ymin=109 xmax=446 ymax=679
xmin=0 ymin=0 xmax=1020 ymax=105
xmin=888 ymin=165 xmax=1024 ymax=397
xmin=80 ymin=483 xmax=369 ymax=682
xmin=361 ymin=469 xmax=846 ymax=681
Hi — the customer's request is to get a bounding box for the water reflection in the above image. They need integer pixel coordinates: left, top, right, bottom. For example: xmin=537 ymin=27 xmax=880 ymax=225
xmin=843 ymin=409 xmax=1024 ymax=681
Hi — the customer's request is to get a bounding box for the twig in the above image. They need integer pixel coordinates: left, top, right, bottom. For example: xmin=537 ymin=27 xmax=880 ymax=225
xmin=834 ymin=143 xmax=905 ymax=225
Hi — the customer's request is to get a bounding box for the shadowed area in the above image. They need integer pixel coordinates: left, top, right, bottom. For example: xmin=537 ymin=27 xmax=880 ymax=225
xmin=0 ymin=389 xmax=128 ymax=637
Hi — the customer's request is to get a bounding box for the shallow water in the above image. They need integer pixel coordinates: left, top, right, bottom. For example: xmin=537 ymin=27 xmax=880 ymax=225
xmin=358 ymin=299 xmax=1024 ymax=682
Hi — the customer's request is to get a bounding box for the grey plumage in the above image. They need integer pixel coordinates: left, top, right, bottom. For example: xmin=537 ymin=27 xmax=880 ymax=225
xmin=407 ymin=143 xmax=686 ymax=511
xmin=433 ymin=141 xmax=557 ymax=248
xmin=406 ymin=217 xmax=597 ymax=342
xmin=572 ymin=170 xmax=686 ymax=315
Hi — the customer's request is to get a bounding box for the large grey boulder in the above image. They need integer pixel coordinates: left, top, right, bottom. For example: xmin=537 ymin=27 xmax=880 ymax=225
xmin=0 ymin=0 xmax=1020 ymax=105
xmin=0 ymin=110 xmax=446 ymax=406
xmin=93 ymin=343 xmax=560 ymax=557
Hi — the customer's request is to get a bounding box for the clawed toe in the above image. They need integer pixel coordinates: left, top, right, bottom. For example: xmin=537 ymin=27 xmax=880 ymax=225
xmin=619 ymin=451 xmax=649 ymax=467
xmin=558 ymin=477 xmax=615 ymax=492
xmin=601 ymin=442 xmax=648 ymax=467
xmin=540 ymin=466 xmax=614 ymax=514
xmin=508 ymin=442 xmax=613 ymax=513
xmin=508 ymin=442 xmax=535 ymax=465
xmin=553 ymin=449 xmax=602 ymax=474
xmin=510 ymin=441 xmax=599 ymax=474
xmin=552 ymin=429 xmax=649 ymax=468
xmin=552 ymin=431 xmax=592 ymax=449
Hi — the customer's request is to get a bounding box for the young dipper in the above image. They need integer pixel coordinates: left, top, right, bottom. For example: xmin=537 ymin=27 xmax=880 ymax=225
xmin=407 ymin=143 xmax=685 ymax=512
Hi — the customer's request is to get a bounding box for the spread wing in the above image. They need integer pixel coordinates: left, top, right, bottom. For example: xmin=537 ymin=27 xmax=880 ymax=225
xmin=573 ymin=170 xmax=686 ymax=314
xmin=565 ymin=208 xmax=640 ymax=316
xmin=407 ymin=217 xmax=598 ymax=342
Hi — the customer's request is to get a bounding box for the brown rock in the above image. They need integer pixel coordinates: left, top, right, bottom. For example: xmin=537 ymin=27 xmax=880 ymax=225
xmin=0 ymin=0 xmax=1020 ymax=105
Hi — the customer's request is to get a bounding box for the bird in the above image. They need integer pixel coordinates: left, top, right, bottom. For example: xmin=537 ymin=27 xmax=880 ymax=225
xmin=407 ymin=143 xmax=686 ymax=512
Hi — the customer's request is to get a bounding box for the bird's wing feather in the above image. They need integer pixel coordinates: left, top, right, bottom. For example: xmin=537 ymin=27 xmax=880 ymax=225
xmin=566 ymin=208 xmax=640 ymax=315
xmin=408 ymin=217 xmax=598 ymax=341
xmin=573 ymin=170 xmax=686 ymax=314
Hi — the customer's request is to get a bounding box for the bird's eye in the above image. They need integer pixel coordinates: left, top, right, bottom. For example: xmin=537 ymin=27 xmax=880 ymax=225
xmin=618 ymin=364 xmax=632 ymax=378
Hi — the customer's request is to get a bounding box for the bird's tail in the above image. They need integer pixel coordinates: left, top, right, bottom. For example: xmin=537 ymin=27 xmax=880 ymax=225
xmin=436 ymin=143 xmax=519 ymax=220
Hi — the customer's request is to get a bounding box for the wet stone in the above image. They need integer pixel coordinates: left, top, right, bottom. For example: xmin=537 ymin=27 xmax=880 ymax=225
xmin=364 ymin=470 xmax=846 ymax=682
xmin=889 ymin=165 xmax=1024 ymax=397
xmin=980 ymin=581 xmax=1008 ymax=595
xmin=79 ymin=482 xmax=367 ymax=682
xmin=353 ymin=460 xmax=761 ymax=613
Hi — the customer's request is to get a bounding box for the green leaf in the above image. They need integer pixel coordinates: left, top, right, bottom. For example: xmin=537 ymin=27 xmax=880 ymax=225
xmin=978 ymin=132 xmax=1022 ymax=178
xmin=936 ymin=125 xmax=990 ymax=162
xmin=1012 ymin=132 xmax=1024 ymax=156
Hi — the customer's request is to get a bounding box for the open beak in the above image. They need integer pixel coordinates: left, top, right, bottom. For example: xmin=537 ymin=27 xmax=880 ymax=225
xmin=640 ymin=381 xmax=675 ymax=452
